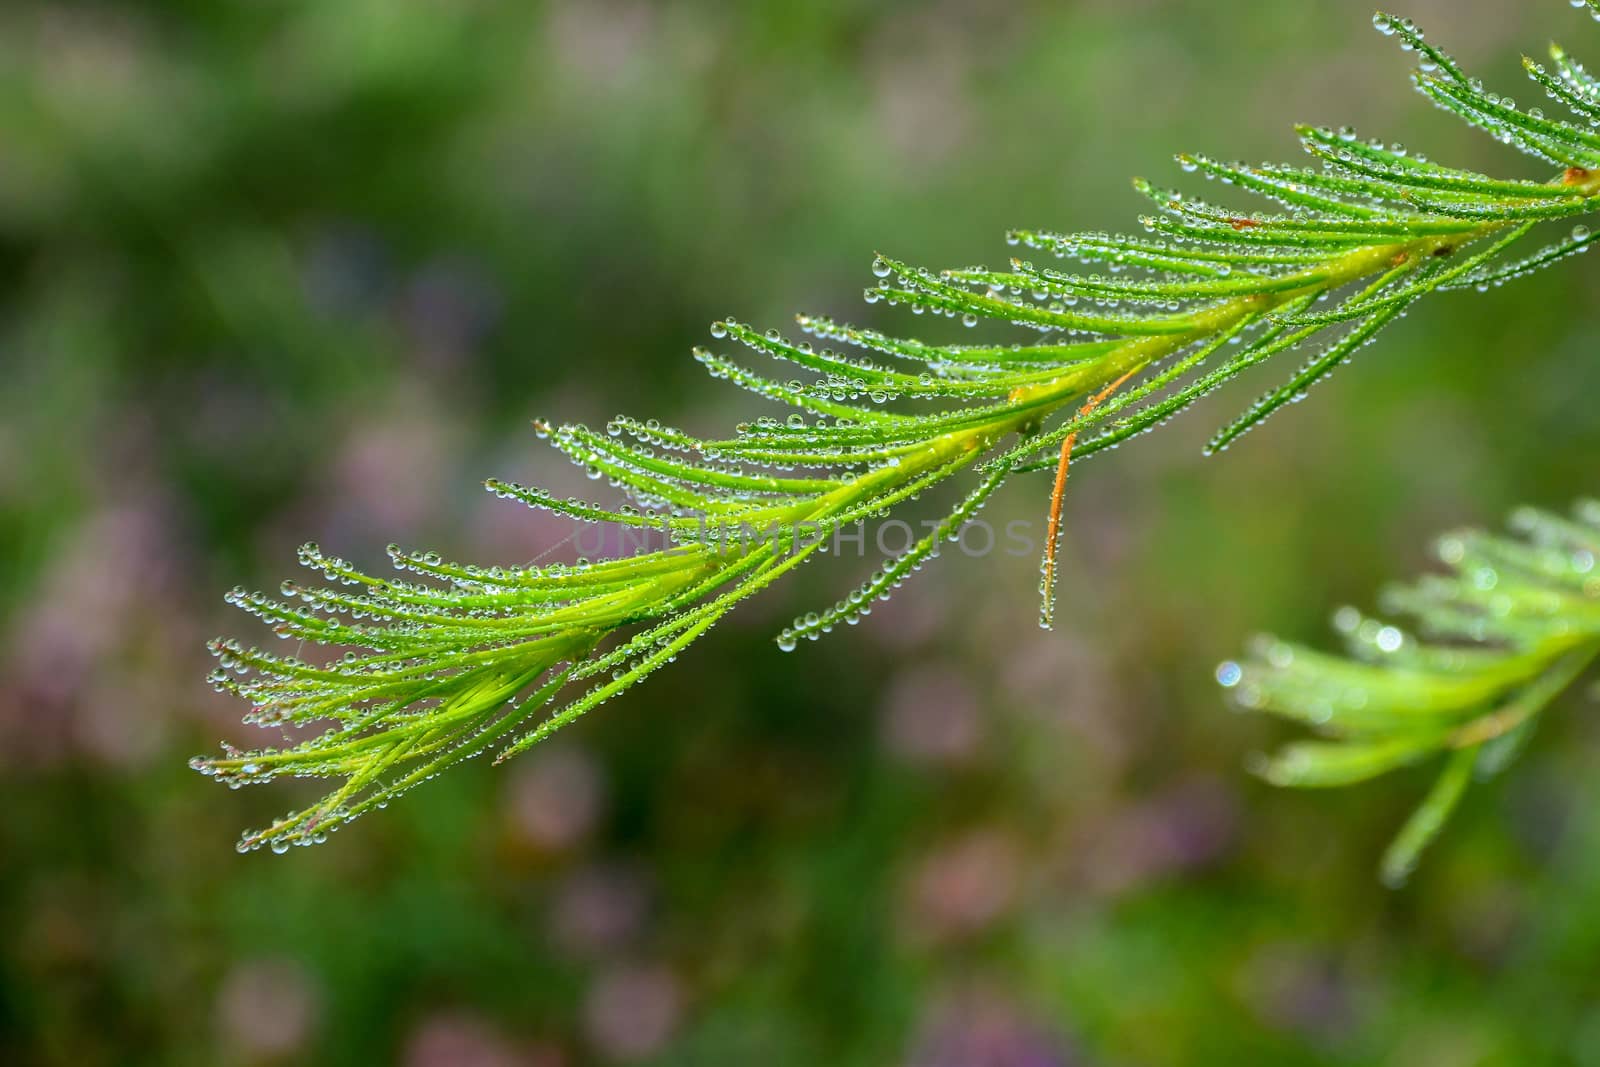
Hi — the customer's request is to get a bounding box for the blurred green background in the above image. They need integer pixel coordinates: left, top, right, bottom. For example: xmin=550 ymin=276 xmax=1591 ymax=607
xmin=4 ymin=1 xmax=1600 ymax=1064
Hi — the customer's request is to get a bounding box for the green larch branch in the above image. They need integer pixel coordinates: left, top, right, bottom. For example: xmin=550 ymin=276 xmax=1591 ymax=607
xmin=198 ymin=6 xmax=1600 ymax=853
xmin=1220 ymin=502 xmax=1600 ymax=885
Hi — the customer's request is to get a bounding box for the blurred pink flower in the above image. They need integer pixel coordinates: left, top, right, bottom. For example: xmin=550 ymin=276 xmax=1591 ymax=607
xmin=505 ymin=745 xmax=607 ymax=852
xmin=907 ymin=829 xmax=1020 ymax=941
xmin=214 ymin=958 xmax=319 ymax=1062
xmin=1074 ymin=777 xmax=1239 ymax=895
xmin=549 ymin=863 xmax=652 ymax=959
xmin=327 ymin=389 xmax=460 ymax=535
xmin=402 ymin=1013 xmax=564 ymax=1067
xmin=581 ymin=964 xmax=683 ymax=1061
xmin=880 ymin=664 xmax=982 ymax=767
xmin=906 ymin=988 xmax=1073 ymax=1067
xmin=0 ymin=498 xmax=186 ymax=772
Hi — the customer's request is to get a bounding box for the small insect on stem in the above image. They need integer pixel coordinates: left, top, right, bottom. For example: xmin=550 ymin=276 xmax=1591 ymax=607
xmin=1038 ymin=370 xmax=1138 ymax=630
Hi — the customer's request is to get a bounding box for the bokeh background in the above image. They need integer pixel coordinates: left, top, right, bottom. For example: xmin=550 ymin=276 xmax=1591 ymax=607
xmin=4 ymin=1 xmax=1600 ymax=1064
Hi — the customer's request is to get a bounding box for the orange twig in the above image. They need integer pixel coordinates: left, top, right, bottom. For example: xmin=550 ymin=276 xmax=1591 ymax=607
xmin=1039 ymin=370 xmax=1137 ymax=629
